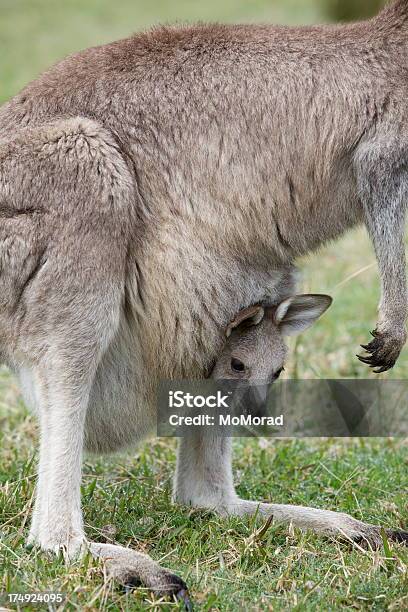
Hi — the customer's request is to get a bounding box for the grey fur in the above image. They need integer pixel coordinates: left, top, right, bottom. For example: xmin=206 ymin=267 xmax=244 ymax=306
xmin=1 ymin=0 xmax=408 ymax=598
xmin=175 ymin=296 xmax=408 ymax=553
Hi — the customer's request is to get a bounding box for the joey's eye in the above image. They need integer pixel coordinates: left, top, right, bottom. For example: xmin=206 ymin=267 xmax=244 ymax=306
xmin=231 ymin=358 xmax=245 ymax=373
xmin=273 ymin=367 xmax=284 ymax=380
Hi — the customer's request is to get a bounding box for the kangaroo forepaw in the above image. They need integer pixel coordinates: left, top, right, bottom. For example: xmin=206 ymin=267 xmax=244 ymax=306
xmin=358 ymin=328 xmax=405 ymax=372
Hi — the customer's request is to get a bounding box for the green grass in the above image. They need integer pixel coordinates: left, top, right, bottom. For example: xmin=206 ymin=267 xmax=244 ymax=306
xmin=1 ymin=396 xmax=407 ymax=610
xmin=0 ymin=0 xmax=407 ymax=610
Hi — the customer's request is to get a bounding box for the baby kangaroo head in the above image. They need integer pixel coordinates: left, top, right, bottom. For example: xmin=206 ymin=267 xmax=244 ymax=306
xmin=212 ymin=294 xmax=332 ymax=383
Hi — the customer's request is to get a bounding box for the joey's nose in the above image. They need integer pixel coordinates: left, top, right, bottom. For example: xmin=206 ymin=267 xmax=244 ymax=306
xmin=240 ymin=381 xmax=269 ymax=415
xmin=253 ymin=382 xmax=269 ymax=405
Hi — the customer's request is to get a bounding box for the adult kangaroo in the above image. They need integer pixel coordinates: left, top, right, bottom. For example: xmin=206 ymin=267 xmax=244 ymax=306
xmin=0 ymin=0 xmax=407 ymax=602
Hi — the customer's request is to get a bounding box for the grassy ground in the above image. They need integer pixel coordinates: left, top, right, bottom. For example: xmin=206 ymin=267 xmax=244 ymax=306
xmin=0 ymin=0 xmax=407 ymax=610
xmin=1 ymin=391 xmax=407 ymax=611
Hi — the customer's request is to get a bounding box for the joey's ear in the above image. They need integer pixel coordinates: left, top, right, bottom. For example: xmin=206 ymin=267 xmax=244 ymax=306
xmin=226 ymin=305 xmax=264 ymax=337
xmin=274 ymin=294 xmax=332 ymax=336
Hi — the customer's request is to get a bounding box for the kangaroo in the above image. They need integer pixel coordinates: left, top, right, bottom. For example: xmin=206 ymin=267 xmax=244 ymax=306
xmin=1 ymin=0 xmax=408 ymax=602
xmin=175 ymin=296 xmax=408 ymax=550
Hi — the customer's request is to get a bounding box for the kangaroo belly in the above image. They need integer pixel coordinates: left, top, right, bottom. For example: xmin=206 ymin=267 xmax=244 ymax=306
xmin=84 ymin=317 xmax=154 ymax=454
xmin=84 ymin=388 xmax=153 ymax=455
